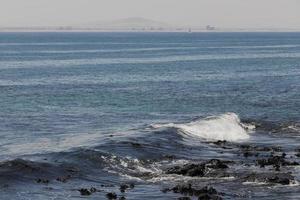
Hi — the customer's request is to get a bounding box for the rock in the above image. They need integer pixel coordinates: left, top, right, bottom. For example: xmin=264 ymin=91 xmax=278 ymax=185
xmin=119 ymin=197 xmax=126 ymax=200
xmin=56 ymin=174 xmax=71 ymax=183
xmin=257 ymin=155 xmax=299 ymax=169
xmin=244 ymin=172 xmax=294 ymax=185
xmin=90 ymin=187 xmax=97 ymax=193
xmin=36 ymin=178 xmax=49 ymax=184
xmin=106 ymin=192 xmax=117 ymax=199
xmin=212 ymin=140 xmax=227 ymax=146
xmin=78 ymin=187 xmax=97 ymax=196
xmin=178 ymin=197 xmax=191 ymax=200
xmin=129 ymin=183 xmax=135 ymax=189
xmin=130 ymin=142 xmax=142 ymax=148
xmin=166 ymin=159 xmax=229 ymax=177
xmin=120 ymin=184 xmax=129 ymax=193
xmin=168 ymin=184 xmax=222 ymax=199
xmin=79 ymin=188 xmax=92 ymax=196
xmin=101 ymin=184 xmax=115 ymax=187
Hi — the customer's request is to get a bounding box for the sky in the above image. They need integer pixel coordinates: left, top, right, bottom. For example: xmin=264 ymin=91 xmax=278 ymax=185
xmin=0 ymin=0 xmax=299 ymax=29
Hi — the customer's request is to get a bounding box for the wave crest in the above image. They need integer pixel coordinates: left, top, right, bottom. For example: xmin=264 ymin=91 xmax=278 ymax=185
xmin=152 ymin=113 xmax=254 ymax=142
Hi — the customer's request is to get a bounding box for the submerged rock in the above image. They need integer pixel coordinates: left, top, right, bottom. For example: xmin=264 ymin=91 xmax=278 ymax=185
xmin=178 ymin=197 xmax=191 ymax=200
xmin=56 ymin=174 xmax=71 ymax=183
xmin=257 ymin=155 xmax=299 ymax=169
xmin=78 ymin=187 xmax=98 ymax=196
xmin=119 ymin=183 xmax=134 ymax=193
xmin=120 ymin=184 xmax=129 ymax=193
xmin=36 ymin=178 xmax=49 ymax=184
xmin=78 ymin=188 xmax=92 ymax=196
xmin=106 ymin=192 xmax=118 ymax=199
xmin=244 ymin=172 xmax=294 ymax=185
xmin=166 ymin=184 xmax=223 ymax=199
xmin=166 ymin=159 xmax=229 ymax=177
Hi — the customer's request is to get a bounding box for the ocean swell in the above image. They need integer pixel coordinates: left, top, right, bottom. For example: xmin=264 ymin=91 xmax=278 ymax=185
xmin=152 ymin=113 xmax=254 ymax=142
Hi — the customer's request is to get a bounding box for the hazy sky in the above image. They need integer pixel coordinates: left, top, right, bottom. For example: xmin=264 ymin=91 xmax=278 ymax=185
xmin=0 ymin=0 xmax=300 ymax=29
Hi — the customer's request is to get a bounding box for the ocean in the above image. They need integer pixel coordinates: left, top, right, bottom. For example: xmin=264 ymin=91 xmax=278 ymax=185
xmin=0 ymin=32 xmax=300 ymax=199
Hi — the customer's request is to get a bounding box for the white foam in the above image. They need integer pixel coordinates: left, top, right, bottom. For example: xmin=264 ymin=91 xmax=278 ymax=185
xmin=152 ymin=113 xmax=254 ymax=142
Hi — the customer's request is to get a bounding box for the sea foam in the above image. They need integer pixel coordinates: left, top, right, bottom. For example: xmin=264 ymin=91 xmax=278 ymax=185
xmin=152 ymin=113 xmax=254 ymax=142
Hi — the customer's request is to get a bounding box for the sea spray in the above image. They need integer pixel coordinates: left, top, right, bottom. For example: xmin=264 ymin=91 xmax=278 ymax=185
xmin=152 ymin=113 xmax=254 ymax=142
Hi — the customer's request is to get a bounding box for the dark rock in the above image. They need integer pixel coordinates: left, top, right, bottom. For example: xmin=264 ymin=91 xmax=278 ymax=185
xmin=162 ymin=188 xmax=171 ymax=193
xmin=212 ymin=140 xmax=227 ymax=146
xmin=106 ymin=192 xmax=117 ymax=199
xmin=267 ymin=176 xmax=290 ymax=185
xmin=163 ymin=155 xmax=177 ymax=160
xmin=130 ymin=142 xmax=142 ymax=148
xmin=101 ymin=184 xmax=115 ymax=187
xmin=244 ymin=172 xmax=294 ymax=185
xmin=66 ymin=166 xmax=80 ymax=173
xmin=168 ymin=184 xmax=222 ymax=199
xmin=119 ymin=197 xmax=126 ymax=200
xmin=90 ymin=187 xmax=97 ymax=193
xmin=36 ymin=178 xmax=49 ymax=184
xmin=78 ymin=187 xmax=97 ymax=196
xmin=211 ymin=140 xmax=232 ymax=149
xmin=178 ymin=197 xmax=191 ymax=200
xmin=198 ymin=193 xmax=223 ymax=200
xmin=257 ymin=155 xmax=299 ymax=169
xmin=129 ymin=183 xmax=135 ymax=189
xmin=240 ymin=144 xmax=282 ymax=152
xmin=206 ymin=159 xmax=228 ymax=169
xmin=243 ymin=151 xmax=259 ymax=158
xmin=79 ymin=188 xmax=92 ymax=196
xmin=166 ymin=159 xmax=229 ymax=177
xmin=56 ymin=174 xmax=71 ymax=183
xmin=120 ymin=184 xmax=129 ymax=193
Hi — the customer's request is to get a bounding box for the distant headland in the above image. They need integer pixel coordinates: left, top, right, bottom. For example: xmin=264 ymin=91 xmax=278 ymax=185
xmin=0 ymin=17 xmax=299 ymax=32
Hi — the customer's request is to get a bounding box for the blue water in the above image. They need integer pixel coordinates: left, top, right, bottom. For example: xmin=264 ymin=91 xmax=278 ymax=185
xmin=0 ymin=32 xmax=300 ymax=199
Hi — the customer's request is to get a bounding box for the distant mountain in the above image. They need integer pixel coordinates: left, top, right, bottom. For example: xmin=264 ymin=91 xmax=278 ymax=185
xmin=80 ymin=17 xmax=172 ymax=29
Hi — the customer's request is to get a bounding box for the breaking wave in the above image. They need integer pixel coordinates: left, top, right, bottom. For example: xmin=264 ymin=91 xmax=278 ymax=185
xmin=152 ymin=113 xmax=254 ymax=142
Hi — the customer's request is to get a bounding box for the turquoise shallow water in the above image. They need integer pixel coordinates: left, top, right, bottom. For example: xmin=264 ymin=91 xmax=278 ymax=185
xmin=0 ymin=32 xmax=300 ymax=199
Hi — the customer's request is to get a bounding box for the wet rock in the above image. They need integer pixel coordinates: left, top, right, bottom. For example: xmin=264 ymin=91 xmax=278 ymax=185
xmin=56 ymin=174 xmax=71 ymax=183
xmin=239 ymin=144 xmax=283 ymax=158
xmin=163 ymin=155 xmax=177 ymax=160
xmin=78 ymin=187 xmax=97 ymax=196
xmin=129 ymin=183 xmax=135 ymax=189
xmin=106 ymin=192 xmax=117 ymax=199
xmin=36 ymin=178 xmax=49 ymax=184
xmin=0 ymin=159 xmax=42 ymax=173
xmin=119 ymin=197 xmax=126 ymax=200
xmin=257 ymin=155 xmax=299 ymax=169
xmin=178 ymin=197 xmax=191 ymax=200
xmin=130 ymin=142 xmax=142 ymax=148
xmin=65 ymin=166 xmax=80 ymax=173
xmin=79 ymin=188 xmax=92 ymax=196
xmin=240 ymin=144 xmax=282 ymax=152
xmin=211 ymin=140 xmax=232 ymax=149
xmin=90 ymin=187 xmax=97 ymax=193
xmin=212 ymin=140 xmax=227 ymax=146
xmin=244 ymin=172 xmax=294 ymax=185
xmin=168 ymin=184 xmax=222 ymax=199
xmin=243 ymin=151 xmax=259 ymax=158
xmin=119 ymin=183 xmax=134 ymax=192
xmin=166 ymin=159 xmax=229 ymax=177
xmin=295 ymin=148 xmax=300 ymax=157
xmin=120 ymin=184 xmax=129 ymax=193
xmin=101 ymin=184 xmax=115 ymax=187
